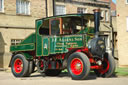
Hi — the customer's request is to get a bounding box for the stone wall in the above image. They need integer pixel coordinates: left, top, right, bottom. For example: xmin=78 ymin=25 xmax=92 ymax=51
xmin=117 ymin=0 xmax=128 ymax=67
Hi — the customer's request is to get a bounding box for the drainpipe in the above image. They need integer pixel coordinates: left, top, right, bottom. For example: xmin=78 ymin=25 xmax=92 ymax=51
xmin=45 ymin=0 xmax=48 ymax=17
xmin=109 ymin=0 xmax=115 ymax=58
xmin=53 ymin=0 xmax=55 ymax=16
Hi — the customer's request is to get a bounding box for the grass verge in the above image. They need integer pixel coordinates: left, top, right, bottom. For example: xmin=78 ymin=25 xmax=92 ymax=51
xmin=115 ymin=67 xmax=128 ymax=76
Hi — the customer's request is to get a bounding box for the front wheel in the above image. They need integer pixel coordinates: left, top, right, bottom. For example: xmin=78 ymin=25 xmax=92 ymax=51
xmin=94 ymin=53 xmax=116 ymax=77
xmin=67 ymin=52 xmax=90 ymax=80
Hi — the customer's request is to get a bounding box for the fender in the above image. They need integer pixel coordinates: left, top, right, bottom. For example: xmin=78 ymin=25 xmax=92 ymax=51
xmin=9 ymin=52 xmax=33 ymax=67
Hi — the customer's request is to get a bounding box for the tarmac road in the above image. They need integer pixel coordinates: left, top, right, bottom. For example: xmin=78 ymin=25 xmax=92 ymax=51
xmin=0 ymin=71 xmax=128 ymax=85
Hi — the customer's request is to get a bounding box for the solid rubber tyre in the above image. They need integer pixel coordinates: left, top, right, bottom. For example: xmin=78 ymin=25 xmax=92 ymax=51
xmin=67 ymin=52 xmax=90 ymax=80
xmin=11 ymin=54 xmax=29 ymax=77
xmin=45 ymin=69 xmax=61 ymax=76
xmin=29 ymin=61 xmax=35 ymax=73
xmin=94 ymin=53 xmax=116 ymax=77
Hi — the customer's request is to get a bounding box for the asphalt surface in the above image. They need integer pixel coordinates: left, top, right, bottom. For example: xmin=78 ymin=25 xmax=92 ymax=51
xmin=0 ymin=71 xmax=128 ymax=85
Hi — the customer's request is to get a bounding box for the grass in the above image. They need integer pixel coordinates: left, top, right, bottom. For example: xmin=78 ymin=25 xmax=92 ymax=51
xmin=115 ymin=67 xmax=128 ymax=76
xmin=62 ymin=67 xmax=128 ymax=77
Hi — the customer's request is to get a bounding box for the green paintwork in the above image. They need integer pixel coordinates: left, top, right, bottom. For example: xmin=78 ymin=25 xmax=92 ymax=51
xmin=36 ymin=20 xmax=43 ymax=56
xmin=49 ymin=35 xmax=84 ymax=54
xmin=10 ymin=33 xmax=36 ymax=52
xmin=10 ymin=13 xmax=95 ymax=59
xmin=21 ymin=33 xmax=36 ymax=44
xmin=10 ymin=43 xmax=35 ymax=52
xmin=42 ymin=38 xmax=49 ymax=56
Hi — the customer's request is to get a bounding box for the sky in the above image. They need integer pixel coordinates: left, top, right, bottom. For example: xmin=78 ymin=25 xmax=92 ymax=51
xmin=112 ymin=0 xmax=116 ymax=3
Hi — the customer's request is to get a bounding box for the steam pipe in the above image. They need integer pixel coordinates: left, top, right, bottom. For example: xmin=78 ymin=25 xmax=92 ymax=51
xmin=109 ymin=0 xmax=115 ymax=58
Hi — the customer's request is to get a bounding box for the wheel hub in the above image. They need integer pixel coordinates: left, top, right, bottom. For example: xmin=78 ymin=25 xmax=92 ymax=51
xmin=70 ymin=58 xmax=83 ymax=75
xmin=14 ymin=59 xmax=23 ymax=73
xmin=75 ymin=63 xmax=81 ymax=70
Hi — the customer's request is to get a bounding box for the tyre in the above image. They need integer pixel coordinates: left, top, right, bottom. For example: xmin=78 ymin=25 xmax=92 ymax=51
xmin=11 ymin=54 xmax=29 ymax=77
xmin=67 ymin=52 xmax=90 ymax=80
xmin=94 ymin=53 xmax=116 ymax=77
xmin=45 ymin=69 xmax=61 ymax=76
xmin=28 ymin=61 xmax=35 ymax=74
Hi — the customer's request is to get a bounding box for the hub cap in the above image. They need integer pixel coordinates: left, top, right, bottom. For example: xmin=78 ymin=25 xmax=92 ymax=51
xmin=70 ymin=58 xmax=83 ymax=75
xmin=14 ymin=59 xmax=23 ymax=73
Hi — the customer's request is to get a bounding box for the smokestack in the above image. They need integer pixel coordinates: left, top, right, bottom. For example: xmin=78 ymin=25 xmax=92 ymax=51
xmin=93 ymin=9 xmax=101 ymax=36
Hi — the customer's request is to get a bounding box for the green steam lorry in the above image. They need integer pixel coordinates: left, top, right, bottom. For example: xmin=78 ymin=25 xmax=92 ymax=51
xmin=9 ymin=9 xmax=115 ymax=80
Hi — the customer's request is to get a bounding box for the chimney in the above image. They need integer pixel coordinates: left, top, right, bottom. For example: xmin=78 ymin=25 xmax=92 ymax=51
xmin=93 ymin=9 xmax=101 ymax=36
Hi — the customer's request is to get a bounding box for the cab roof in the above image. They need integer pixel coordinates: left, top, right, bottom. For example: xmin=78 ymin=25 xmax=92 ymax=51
xmin=41 ymin=13 xmax=95 ymax=21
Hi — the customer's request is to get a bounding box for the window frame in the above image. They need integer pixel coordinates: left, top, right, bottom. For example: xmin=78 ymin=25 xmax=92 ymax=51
xmin=77 ymin=7 xmax=87 ymax=14
xmin=126 ymin=0 xmax=128 ymax=4
xmin=49 ymin=18 xmax=63 ymax=35
xmin=101 ymin=10 xmax=104 ymax=18
xmin=0 ymin=0 xmax=4 ymax=12
xmin=55 ymin=5 xmax=66 ymax=15
xmin=11 ymin=39 xmax=23 ymax=45
xmin=16 ymin=0 xmax=30 ymax=15
xmin=105 ymin=10 xmax=109 ymax=22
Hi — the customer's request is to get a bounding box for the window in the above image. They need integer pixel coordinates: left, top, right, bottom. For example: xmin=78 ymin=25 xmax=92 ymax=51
xmin=16 ymin=0 xmax=30 ymax=15
xmin=50 ymin=19 xmax=60 ymax=35
xmin=39 ymin=20 xmax=49 ymax=35
xmin=111 ymin=10 xmax=116 ymax=16
xmin=11 ymin=39 xmax=23 ymax=45
xmin=126 ymin=17 xmax=128 ymax=31
xmin=126 ymin=0 xmax=128 ymax=4
xmin=101 ymin=10 xmax=104 ymax=18
xmin=0 ymin=0 xmax=4 ymax=12
xmin=55 ymin=5 xmax=66 ymax=15
xmin=77 ymin=7 xmax=87 ymax=14
xmin=105 ymin=10 xmax=108 ymax=21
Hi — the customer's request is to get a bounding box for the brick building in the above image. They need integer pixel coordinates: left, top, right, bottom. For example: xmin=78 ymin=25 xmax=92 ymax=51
xmin=0 ymin=0 xmax=46 ymax=68
xmin=0 ymin=0 xmax=112 ymax=69
xmin=117 ymin=0 xmax=128 ymax=67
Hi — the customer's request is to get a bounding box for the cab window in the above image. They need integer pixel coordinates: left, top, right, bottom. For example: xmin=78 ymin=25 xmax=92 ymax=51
xmin=39 ymin=19 xmax=49 ymax=35
xmin=50 ymin=19 xmax=60 ymax=35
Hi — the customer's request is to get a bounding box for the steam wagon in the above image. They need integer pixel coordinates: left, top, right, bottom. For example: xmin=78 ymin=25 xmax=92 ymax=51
xmin=9 ymin=9 xmax=115 ymax=80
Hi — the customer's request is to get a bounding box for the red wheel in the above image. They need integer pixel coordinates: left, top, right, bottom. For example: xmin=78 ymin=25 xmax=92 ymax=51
xmin=11 ymin=54 xmax=29 ymax=77
xmin=14 ymin=59 xmax=23 ymax=73
xmin=70 ymin=58 xmax=83 ymax=75
xmin=94 ymin=53 xmax=116 ymax=77
xmin=67 ymin=52 xmax=90 ymax=80
xmin=98 ymin=58 xmax=110 ymax=74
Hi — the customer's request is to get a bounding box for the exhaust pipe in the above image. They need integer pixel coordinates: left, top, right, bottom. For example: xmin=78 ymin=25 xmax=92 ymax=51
xmin=93 ymin=9 xmax=101 ymax=37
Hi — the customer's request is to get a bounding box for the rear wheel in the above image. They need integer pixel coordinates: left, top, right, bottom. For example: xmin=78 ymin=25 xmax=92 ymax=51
xmin=11 ymin=54 xmax=29 ymax=77
xmin=45 ymin=69 xmax=61 ymax=76
xmin=94 ymin=53 xmax=116 ymax=77
xmin=67 ymin=52 xmax=90 ymax=80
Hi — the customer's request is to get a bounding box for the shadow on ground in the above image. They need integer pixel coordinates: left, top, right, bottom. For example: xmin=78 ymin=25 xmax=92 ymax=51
xmin=30 ymin=72 xmax=118 ymax=80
